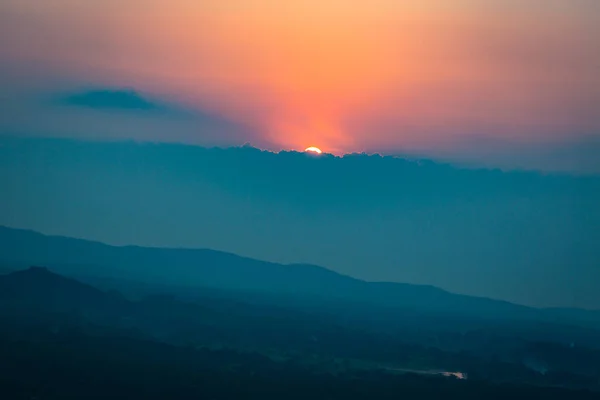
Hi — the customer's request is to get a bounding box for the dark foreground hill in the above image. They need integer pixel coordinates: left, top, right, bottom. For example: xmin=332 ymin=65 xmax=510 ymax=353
xmin=0 ymin=266 xmax=126 ymax=311
xmin=3 ymin=332 xmax=598 ymax=400
xmin=1 ymin=266 xmax=600 ymax=394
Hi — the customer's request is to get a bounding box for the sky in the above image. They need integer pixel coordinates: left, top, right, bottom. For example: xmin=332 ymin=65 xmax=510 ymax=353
xmin=1 ymin=1 xmax=599 ymax=307
xmin=0 ymin=0 xmax=599 ymax=168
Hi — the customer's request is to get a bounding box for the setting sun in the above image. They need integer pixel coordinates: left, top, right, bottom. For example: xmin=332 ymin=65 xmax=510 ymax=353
xmin=304 ymin=147 xmax=323 ymax=154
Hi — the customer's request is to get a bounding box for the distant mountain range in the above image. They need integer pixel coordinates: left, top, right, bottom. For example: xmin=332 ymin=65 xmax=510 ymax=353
xmin=1 ymin=226 xmax=599 ymax=330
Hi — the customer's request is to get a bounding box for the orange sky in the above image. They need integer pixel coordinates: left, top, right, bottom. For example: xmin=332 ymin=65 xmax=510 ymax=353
xmin=1 ymin=0 xmax=599 ymax=153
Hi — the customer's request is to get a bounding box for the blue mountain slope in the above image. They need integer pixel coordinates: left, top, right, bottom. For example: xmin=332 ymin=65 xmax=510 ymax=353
xmin=1 ymin=225 xmax=598 ymax=327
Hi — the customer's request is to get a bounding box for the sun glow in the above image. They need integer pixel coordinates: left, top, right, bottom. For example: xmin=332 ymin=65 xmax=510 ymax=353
xmin=2 ymin=1 xmax=597 ymax=153
xmin=305 ymin=147 xmax=323 ymax=154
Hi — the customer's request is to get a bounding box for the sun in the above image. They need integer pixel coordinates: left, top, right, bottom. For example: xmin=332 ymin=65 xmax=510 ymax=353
xmin=304 ymin=146 xmax=323 ymax=154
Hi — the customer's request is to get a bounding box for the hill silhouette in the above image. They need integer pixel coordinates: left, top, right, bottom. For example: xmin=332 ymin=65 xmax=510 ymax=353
xmin=0 ymin=266 xmax=130 ymax=326
xmin=2 ymin=265 xmax=600 ymax=392
xmin=1 ymin=225 xmax=599 ymax=329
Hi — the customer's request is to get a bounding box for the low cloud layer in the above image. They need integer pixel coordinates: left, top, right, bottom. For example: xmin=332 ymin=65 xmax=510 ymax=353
xmin=0 ymin=80 xmax=599 ymax=174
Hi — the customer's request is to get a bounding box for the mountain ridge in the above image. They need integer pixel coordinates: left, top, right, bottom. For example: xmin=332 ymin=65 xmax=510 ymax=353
xmin=1 ymin=225 xmax=599 ymax=326
xmin=0 ymin=225 xmax=500 ymax=301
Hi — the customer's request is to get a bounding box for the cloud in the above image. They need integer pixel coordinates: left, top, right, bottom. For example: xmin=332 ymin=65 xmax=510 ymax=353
xmin=59 ymin=88 xmax=162 ymax=112
xmin=388 ymin=134 xmax=600 ymax=176
xmin=0 ymin=82 xmax=259 ymax=147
